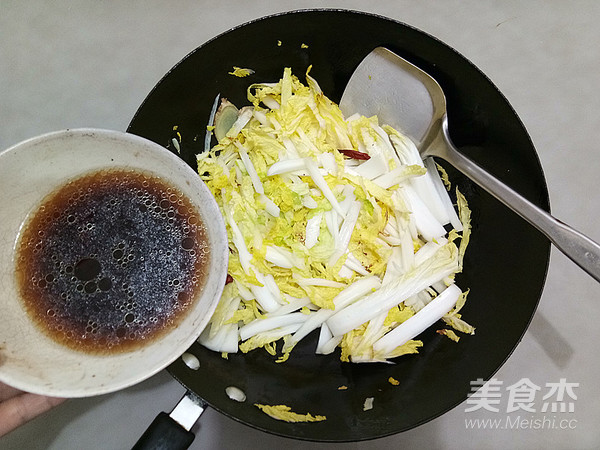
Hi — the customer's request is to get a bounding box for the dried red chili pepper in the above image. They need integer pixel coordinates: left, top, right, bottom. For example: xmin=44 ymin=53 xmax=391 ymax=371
xmin=338 ymin=149 xmax=371 ymax=160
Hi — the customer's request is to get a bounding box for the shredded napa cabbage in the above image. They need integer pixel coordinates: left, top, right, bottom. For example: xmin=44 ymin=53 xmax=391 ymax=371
xmin=254 ymin=404 xmax=326 ymax=422
xmin=194 ymin=67 xmax=473 ymax=364
xmin=229 ymin=66 xmax=255 ymax=78
xmin=388 ymin=377 xmax=400 ymax=385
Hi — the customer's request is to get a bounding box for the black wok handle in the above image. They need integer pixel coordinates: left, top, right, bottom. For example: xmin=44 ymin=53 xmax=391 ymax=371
xmin=132 ymin=392 xmax=207 ymax=450
xmin=132 ymin=412 xmax=195 ymax=450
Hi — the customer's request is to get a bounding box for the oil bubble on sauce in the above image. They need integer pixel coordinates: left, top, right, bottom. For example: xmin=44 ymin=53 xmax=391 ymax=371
xmin=15 ymin=168 xmax=210 ymax=355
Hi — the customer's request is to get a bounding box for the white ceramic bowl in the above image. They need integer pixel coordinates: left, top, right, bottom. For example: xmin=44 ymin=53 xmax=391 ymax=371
xmin=0 ymin=129 xmax=228 ymax=397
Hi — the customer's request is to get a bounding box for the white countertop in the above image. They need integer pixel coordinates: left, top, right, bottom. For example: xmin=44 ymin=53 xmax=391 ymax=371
xmin=1 ymin=1 xmax=599 ymax=449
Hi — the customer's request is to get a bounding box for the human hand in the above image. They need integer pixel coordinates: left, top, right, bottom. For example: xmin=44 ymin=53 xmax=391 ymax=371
xmin=0 ymin=382 xmax=65 ymax=437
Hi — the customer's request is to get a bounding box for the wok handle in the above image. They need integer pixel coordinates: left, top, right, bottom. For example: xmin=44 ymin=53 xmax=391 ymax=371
xmin=430 ymin=119 xmax=600 ymax=283
xmin=132 ymin=392 xmax=207 ymax=450
xmin=131 ymin=412 xmax=195 ymax=450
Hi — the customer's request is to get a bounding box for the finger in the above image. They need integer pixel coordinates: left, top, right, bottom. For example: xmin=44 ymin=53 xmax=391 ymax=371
xmin=0 ymin=393 xmax=66 ymax=437
xmin=0 ymin=384 xmax=23 ymax=402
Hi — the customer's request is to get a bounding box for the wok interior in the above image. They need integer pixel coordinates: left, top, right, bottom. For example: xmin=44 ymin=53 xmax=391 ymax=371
xmin=128 ymin=10 xmax=550 ymax=441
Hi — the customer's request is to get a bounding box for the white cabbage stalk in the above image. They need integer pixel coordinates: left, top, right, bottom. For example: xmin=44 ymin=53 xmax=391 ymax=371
xmin=338 ymin=264 xmax=355 ymax=279
xmin=372 ymin=165 xmax=426 ymax=189
xmin=239 ymin=312 xmax=308 ymax=341
xmin=373 ymin=284 xmax=462 ymax=355
xmin=316 ymin=334 xmax=343 ymax=355
xmin=305 ymin=158 xmax=345 ymax=217
xmin=200 ymin=294 xmax=240 ymax=352
xmin=294 ymin=277 xmax=346 ymax=288
xmin=261 ymin=95 xmax=280 ymax=110
xmin=234 ymin=280 xmax=253 ymax=301
xmin=267 ymin=158 xmax=307 ymax=176
xmin=316 ymin=323 xmax=333 ymax=353
xmin=343 ymin=252 xmax=370 ymax=276
xmin=328 ymin=201 xmax=362 ymax=266
xmin=325 ymin=210 xmax=341 ymax=250
xmin=248 ymin=268 xmax=282 ymax=313
xmin=234 ymin=142 xmax=264 ymax=194
xmin=402 ymin=185 xmax=446 ymax=241
xmin=424 ymin=157 xmax=463 ymax=231
xmin=389 ymin=133 xmax=450 ymax=225
xmin=414 ymin=239 xmax=447 ymax=266
xmin=269 ymin=296 xmax=312 ymax=317
xmin=260 ymin=194 xmax=280 ymax=217
xmin=302 ymin=196 xmax=318 ymax=209
xmin=221 ymin=200 xmax=252 ymax=275
xmin=205 ymin=93 xmax=221 ymax=153
xmin=199 ymin=322 xmax=239 ymax=353
xmin=283 ymin=276 xmax=381 ymax=352
xmin=304 ymin=213 xmax=322 ymax=249
xmin=265 ymin=245 xmax=295 ymax=269
xmin=351 ymin=311 xmax=389 ymax=359
xmin=319 ymin=152 xmax=338 ymax=175
xmin=326 ymin=244 xmax=459 ymax=337
xmin=338 ymin=185 xmax=356 ymax=214
xmin=225 ymin=106 xmax=254 ymax=139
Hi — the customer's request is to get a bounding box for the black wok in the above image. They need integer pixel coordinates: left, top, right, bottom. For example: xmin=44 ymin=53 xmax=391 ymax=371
xmin=127 ymin=9 xmax=550 ymax=443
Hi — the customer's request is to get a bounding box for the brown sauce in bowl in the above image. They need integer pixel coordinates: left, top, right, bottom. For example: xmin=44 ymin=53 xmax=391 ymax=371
xmin=15 ymin=168 xmax=210 ymax=355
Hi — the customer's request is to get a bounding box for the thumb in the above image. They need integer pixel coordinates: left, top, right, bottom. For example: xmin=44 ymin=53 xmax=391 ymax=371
xmin=0 ymin=393 xmax=65 ymax=437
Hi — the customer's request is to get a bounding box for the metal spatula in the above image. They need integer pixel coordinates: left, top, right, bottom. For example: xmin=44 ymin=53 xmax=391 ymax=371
xmin=340 ymin=47 xmax=600 ymax=282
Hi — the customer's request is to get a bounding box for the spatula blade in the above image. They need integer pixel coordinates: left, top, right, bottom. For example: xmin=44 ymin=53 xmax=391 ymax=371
xmin=340 ymin=47 xmax=436 ymax=145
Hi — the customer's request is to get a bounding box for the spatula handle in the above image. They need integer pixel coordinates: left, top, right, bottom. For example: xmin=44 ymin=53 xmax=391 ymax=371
xmin=432 ymin=121 xmax=600 ymax=283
